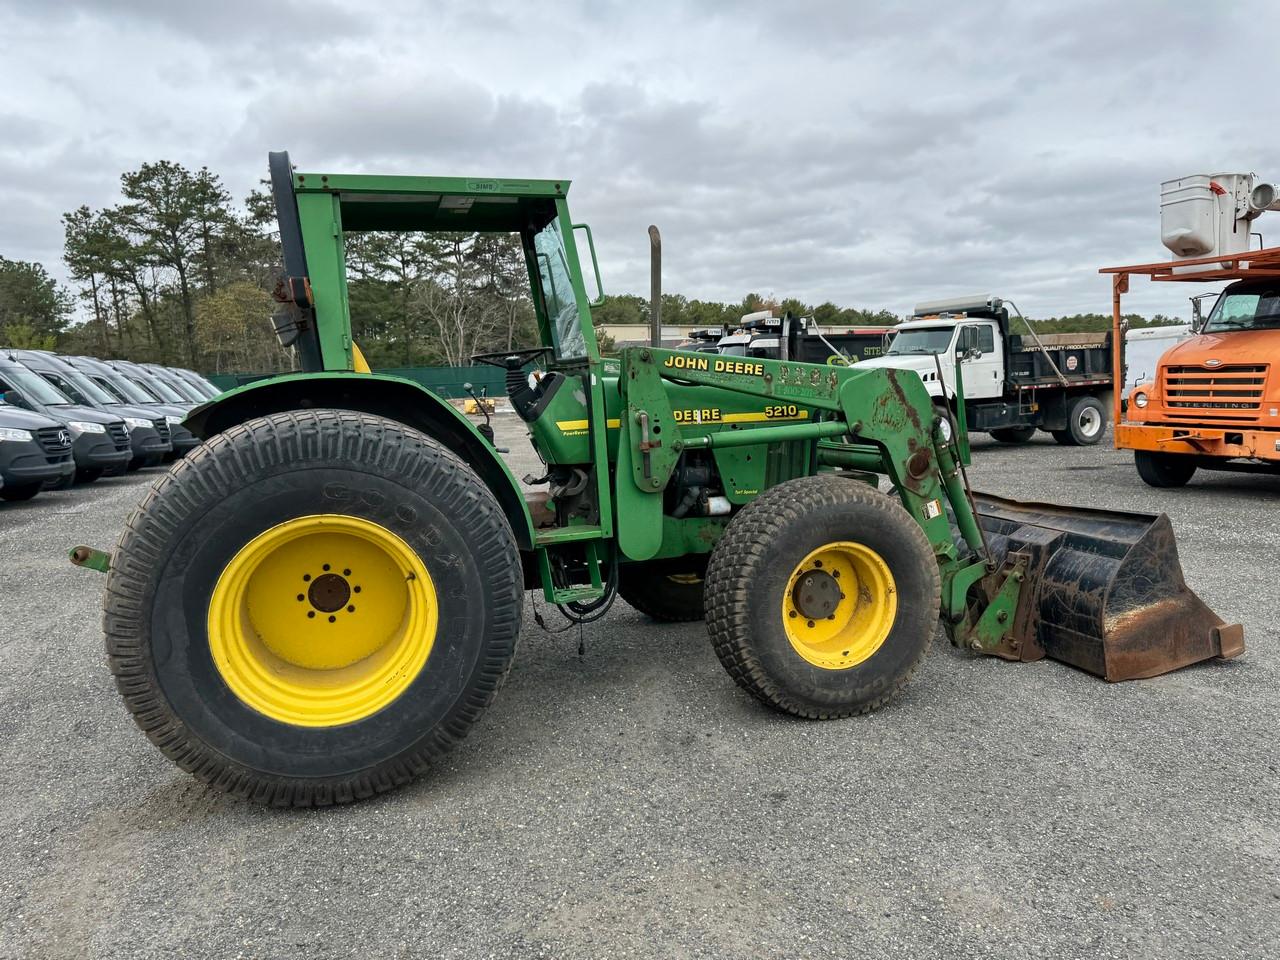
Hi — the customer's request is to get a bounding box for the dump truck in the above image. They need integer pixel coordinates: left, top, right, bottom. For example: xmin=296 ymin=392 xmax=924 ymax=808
xmin=1104 ymin=172 xmax=1280 ymax=486
xmin=858 ymin=298 xmax=1115 ymax=446
xmin=74 ymin=152 xmax=1242 ymax=807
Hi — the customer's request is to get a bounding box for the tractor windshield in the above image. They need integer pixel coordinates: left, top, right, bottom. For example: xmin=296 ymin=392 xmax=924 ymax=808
xmin=1204 ymin=287 xmax=1280 ymax=332
xmin=885 ymin=327 xmax=955 ymax=355
xmin=532 ymin=219 xmax=586 ymax=358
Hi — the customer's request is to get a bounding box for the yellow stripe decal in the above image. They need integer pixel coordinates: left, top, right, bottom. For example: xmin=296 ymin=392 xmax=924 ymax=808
xmin=555 ymin=418 xmax=622 ymax=431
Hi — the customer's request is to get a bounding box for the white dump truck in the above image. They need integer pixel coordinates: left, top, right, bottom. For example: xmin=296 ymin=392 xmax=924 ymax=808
xmin=857 ymin=296 xmax=1115 ymax=445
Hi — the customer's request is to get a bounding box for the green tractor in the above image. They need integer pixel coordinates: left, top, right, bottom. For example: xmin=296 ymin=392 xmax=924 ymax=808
xmin=81 ymin=153 xmax=1242 ymax=806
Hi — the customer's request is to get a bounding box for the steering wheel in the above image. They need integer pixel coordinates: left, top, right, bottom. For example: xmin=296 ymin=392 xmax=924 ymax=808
xmin=470 ymin=347 xmax=553 ymax=369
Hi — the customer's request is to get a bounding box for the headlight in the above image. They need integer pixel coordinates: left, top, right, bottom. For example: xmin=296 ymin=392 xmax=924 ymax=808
xmin=1134 ymin=392 xmax=1148 ymax=408
xmin=0 ymin=427 xmax=33 ymax=442
xmin=124 ymin=416 xmax=152 ymax=430
xmin=166 ymin=415 xmax=183 ymax=426
xmin=68 ymin=420 xmax=106 ymax=435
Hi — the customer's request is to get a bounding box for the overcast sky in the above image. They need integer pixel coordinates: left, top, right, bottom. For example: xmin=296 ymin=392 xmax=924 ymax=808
xmin=3 ymin=0 xmax=1279 ymax=321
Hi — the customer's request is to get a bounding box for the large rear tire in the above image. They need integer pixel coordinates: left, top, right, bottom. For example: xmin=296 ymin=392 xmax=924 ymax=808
xmin=1051 ymin=395 xmax=1107 ymax=446
xmin=619 ymin=554 xmax=708 ymax=622
xmin=1134 ymin=450 xmax=1197 ymax=488
xmin=704 ymin=477 xmax=939 ymax=719
xmin=104 ymin=410 xmax=522 ymax=807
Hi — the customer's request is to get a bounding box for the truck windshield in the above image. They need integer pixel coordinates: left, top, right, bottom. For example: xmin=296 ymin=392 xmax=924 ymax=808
xmin=886 ymin=328 xmax=955 ymax=355
xmin=532 ymin=219 xmax=586 ymax=359
xmin=1204 ymin=288 xmax=1280 ymax=332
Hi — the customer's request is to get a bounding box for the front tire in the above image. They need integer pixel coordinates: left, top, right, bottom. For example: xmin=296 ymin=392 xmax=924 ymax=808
xmin=1134 ymin=450 xmax=1197 ymax=488
xmin=104 ymin=410 xmax=522 ymax=806
xmin=704 ymin=477 xmax=939 ymax=718
xmin=1052 ymin=395 xmax=1107 ymax=446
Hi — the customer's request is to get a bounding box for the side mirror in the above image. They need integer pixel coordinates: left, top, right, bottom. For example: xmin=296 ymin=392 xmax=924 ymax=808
xmin=1190 ymin=298 xmax=1204 ymax=334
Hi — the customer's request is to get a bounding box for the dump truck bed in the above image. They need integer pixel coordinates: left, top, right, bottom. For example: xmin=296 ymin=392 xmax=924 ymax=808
xmin=1007 ymin=332 xmax=1113 ymax=387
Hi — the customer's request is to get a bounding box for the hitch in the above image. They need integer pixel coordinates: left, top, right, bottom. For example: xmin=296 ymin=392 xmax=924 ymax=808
xmin=69 ymin=545 xmax=111 ymax=574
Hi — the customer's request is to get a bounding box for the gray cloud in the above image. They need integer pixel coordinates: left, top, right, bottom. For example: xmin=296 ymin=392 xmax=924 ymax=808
xmin=3 ymin=0 xmax=1280 ymax=322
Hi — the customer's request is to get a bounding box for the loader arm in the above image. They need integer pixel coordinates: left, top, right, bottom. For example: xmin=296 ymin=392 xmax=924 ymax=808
xmin=614 ymin=348 xmax=996 ymax=635
xmin=614 ymin=346 xmax=1242 ymax=679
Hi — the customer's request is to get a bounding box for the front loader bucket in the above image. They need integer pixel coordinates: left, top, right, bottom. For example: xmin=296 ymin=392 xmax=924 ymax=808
xmin=971 ymin=493 xmax=1243 ymax=681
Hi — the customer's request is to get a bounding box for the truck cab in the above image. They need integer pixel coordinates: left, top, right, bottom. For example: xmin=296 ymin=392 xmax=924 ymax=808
xmin=859 ymin=296 xmax=1113 ymax=446
xmin=859 ymin=315 xmax=1003 ymax=401
xmin=1120 ymin=277 xmax=1280 ymax=484
xmin=1125 ymin=278 xmax=1280 ymax=428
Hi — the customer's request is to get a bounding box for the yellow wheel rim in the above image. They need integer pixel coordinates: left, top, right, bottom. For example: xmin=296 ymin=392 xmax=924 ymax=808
xmin=207 ymin=514 xmax=438 ymax=727
xmin=781 ymin=541 xmax=897 ymax=670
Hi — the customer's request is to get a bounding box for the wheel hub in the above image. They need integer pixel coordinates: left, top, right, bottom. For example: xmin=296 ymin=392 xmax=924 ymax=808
xmin=307 ymin=572 xmax=351 ymax=612
xmin=792 ymin=569 xmax=841 ymax=620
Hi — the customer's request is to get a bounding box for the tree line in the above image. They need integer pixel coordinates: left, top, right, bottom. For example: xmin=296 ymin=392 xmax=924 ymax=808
xmin=0 ymin=160 xmax=1186 ymax=374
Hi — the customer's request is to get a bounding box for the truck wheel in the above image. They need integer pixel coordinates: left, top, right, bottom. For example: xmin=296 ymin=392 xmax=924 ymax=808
xmin=1052 ymin=396 xmax=1107 ymax=446
xmin=619 ymin=555 xmax=707 ymax=622
xmin=0 ymin=483 xmax=41 ymax=502
xmin=990 ymin=426 xmax=1035 ymax=444
xmin=704 ymin=476 xmax=939 ymax=718
xmin=103 ymin=410 xmax=522 ymax=807
xmin=1134 ymin=450 xmax=1197 ymax=488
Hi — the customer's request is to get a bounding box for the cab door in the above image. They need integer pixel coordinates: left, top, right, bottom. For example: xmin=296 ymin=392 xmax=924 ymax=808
xmin=957 ymin=323 xmax=1003 ymax=400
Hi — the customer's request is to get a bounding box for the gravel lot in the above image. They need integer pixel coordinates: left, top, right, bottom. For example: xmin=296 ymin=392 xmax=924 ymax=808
xmin=2 ymin=414 xmax=1277 ymax=959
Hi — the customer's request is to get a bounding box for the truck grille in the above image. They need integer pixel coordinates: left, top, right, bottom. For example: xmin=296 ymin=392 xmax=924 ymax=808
xmin=1162 ymin=364 xmax=1268 ymax=411
xmin=153 ymin=418 xmax=171 ymax=443
xmin=107 ymin=421 xmax=130 ymax=449
xmin=36 ymin=425 xmax=72 ymax=456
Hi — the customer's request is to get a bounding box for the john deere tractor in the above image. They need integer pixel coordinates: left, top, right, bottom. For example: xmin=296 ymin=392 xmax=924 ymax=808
xmin=79 ymin=153 xmax=1242 ymax=806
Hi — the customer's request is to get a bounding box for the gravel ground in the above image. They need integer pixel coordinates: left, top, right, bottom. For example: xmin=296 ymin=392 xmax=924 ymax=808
xmin=1 ymin=415 xmax=1277 ymax=960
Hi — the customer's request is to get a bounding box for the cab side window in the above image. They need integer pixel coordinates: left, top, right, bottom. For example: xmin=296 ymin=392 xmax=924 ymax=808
xmin=977 ymin=325 xmax=995 ymax=354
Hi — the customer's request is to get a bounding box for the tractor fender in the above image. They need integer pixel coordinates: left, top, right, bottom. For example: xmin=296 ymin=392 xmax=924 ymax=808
xmin=185 ymin=372 xmax=535 ymax=550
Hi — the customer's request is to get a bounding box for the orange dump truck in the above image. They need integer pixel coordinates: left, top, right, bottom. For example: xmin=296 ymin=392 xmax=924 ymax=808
xmin=1102 ymin=246 xmax=1280 ymax=486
